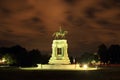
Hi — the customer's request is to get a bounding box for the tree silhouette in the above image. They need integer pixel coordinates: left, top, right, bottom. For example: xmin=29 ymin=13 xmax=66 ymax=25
xmin=0 ymin=45 xmax=50 ymax=67
xmin=97 ymin=44 xmax=109 ymax=64
xmin=79 ymin=52 xmax=96 ymax=64
xmin=108 ymin=45 xmax=120 ymax=64
xmin=2 ymin=54 xmax=16 ymax=64
xmin=28 ymin=49 xmax=42 ymax=66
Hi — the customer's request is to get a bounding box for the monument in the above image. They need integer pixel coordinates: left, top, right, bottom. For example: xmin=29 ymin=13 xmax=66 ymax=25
xmin=35 ymin=27 xmax=97 ymax=69
xmin=48 ymin=27 xmax=71 ymax=64
xmin=37 ymin=27 xmax=77 ymax=69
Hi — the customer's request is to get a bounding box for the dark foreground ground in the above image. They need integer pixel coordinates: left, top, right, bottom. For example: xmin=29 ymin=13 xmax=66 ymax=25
xmin=0 ymin=66 xmax=120 ymax=80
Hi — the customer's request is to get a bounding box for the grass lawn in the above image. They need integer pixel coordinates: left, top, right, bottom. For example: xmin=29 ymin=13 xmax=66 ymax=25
xmin=0 ymin=66 xmax=120 ymax=80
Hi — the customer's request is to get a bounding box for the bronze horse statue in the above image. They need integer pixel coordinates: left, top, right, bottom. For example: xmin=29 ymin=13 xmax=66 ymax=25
xmin=53 ymin=27 xmax=68 ymax=39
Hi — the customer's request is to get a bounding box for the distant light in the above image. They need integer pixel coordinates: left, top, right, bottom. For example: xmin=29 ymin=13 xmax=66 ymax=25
xmin=2 ymin=58 xmax=6 ymax=63
xmin=83 ymin=64 xmax=88 ymax=69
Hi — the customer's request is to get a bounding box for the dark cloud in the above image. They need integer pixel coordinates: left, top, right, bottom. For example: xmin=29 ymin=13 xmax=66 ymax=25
xmin=84 ymin=7 xmax=100 ymax=19
xmin=21 ymin=16 xmax=46 ymax=34
xmin=108 ymin=0 xmax=120 ymax=7
xmin=96 ymin=19 xmax=111 ymax=27
xmin=22 ymin=17 xmax=43 ymax=24
xmin=63 ymin=0 xmax=77 ymax=5
xmin=0 ymin=8 xmax=12 ymax=14
xmin=67 ymin=16 xmax=86 ymax=26
xmin=115 ymin=14 xmax=120 ymax=20
xmin=31 ymin=17 xmax=42 ymax=23
xmin=84 ymin=8 xmax=96 ymax=19
xmin=99 ymin=1 xmax=113 ymax=9
xmin=99 ymin=0 xmax=120 ymax=9
xmin=96 ymin=19 xmax=120 ymax=30
xmin=0 ymin=40 xmax=16 ymax=47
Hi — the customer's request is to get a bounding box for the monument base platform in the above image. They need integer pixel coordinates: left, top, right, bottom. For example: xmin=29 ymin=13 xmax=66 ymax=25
xmin=20 ymin=64 xmax=98 ymax=70
xmin=49 ymin=58 xmax=70 ymax=64
xmin=36 ymin=64 xmax=98 ymax=70
xmin=37 ymin=64 xmax=77 ymax=69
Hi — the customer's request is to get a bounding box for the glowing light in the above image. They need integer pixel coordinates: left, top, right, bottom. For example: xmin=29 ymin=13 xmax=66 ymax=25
xmin=2 ymin=58 xmax=6 ymax=62
xmin=83 ymin=64 xmax=88 ymax=69
xmin=0 ymin=58 xmax=6 ymax=63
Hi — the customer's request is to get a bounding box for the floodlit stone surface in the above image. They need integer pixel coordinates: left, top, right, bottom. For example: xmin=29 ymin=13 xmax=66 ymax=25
xmin=37 ymin=64 xmax=75 ymax=69
xmin=48 ymin=40 xmax=70 ymax=64
xmin=24 ymin=64 xmax=98 ymax=70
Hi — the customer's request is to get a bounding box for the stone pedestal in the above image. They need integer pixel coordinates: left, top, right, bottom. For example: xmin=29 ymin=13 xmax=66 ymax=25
xmin=49 ymin=39 xmax=70 ymax=64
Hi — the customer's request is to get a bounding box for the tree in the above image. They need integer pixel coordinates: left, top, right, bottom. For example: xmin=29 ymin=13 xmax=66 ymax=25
xmin=2 ymin=54 xmax=16 ymax=64
xmin=9 ymin=45 xmax=28 ymax=66
xmin=79 ymin=52 xmax=95 ymax=64
xmin=28 ymin=49 xmax=42 ymax=66
xmin=97 ymin=44 xmax=109 ymax=64
xmin=108 ymin=45 xmax=120 ymax=64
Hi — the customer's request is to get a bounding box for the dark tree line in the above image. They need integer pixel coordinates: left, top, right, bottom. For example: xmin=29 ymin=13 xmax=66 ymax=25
xmin=0 ymin=45 xmax=50 ymax=67
xmin=97 ymin=44 xmax=120 ymax=64
xmin=0 ymin=44 xmax=119 ymax=67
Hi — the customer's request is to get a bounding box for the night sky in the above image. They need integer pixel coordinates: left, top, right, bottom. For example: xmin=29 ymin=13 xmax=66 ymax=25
xmin=0 ymin=0 xmax=120 ymax=56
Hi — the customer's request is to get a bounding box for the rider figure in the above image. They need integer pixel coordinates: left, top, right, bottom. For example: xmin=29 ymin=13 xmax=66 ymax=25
xmin=53 ymin=27 xmax=68 ymax=39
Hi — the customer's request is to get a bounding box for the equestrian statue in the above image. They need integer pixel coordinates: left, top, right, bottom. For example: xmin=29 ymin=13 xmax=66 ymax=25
xmin=53 ymin=27 xmax=68 ymax=39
